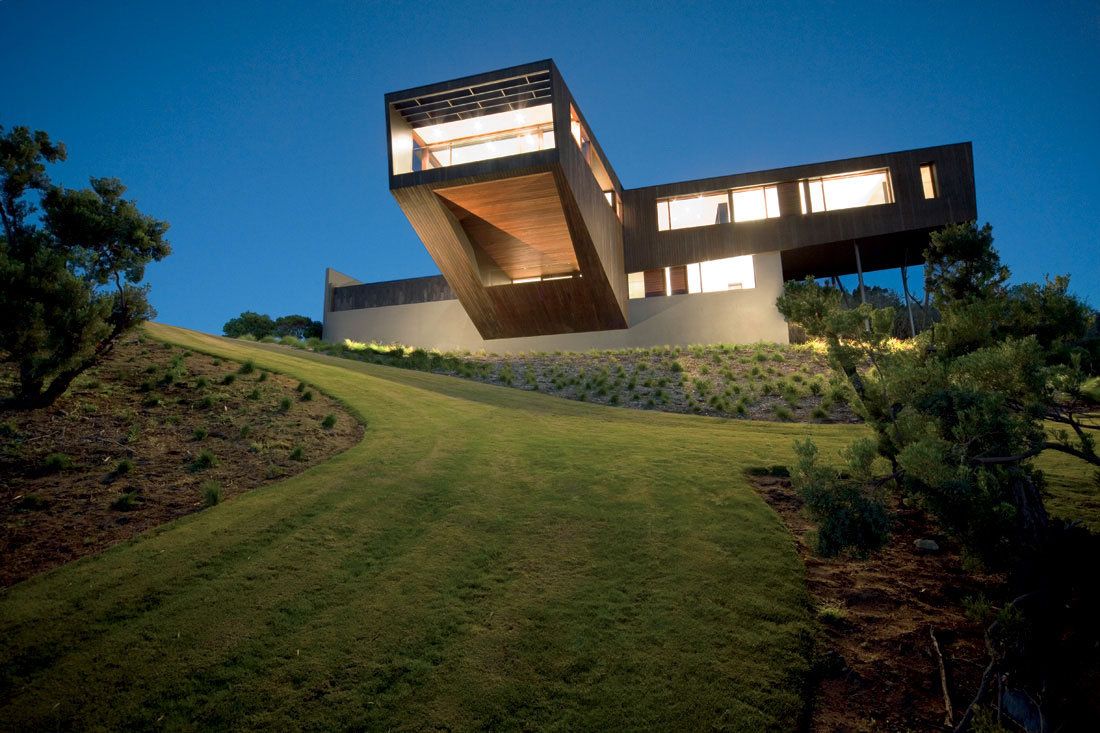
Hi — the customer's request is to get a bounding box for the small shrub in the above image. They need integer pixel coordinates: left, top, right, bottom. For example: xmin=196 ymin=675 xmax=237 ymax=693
xmin=302 ymin=390 xmax=314 ymax=401
xmin=818 ymin=599 xmax=848 ymax=624
xmin=296 ymin=381 xmax=306 ymax=393
xmin=237 ymin=333 xmax=257 ymax=342
xmin=213 ymin=358 xmax=222 ymax=366
xmin=193 ymin=427 xmax=208 ymax=441
xmin=963 ymin=594 xmax=995 ymax=626
xmin=810 ymin=406 xmax=829 ymax=420
xmin=258 ymin=371 xmax=269 ymax=382
xmin=238 ymin=423 xmax=252 ymax=439
xmin=321 ymin=413 xmax=336 ymax=429
xmin=111 ymin=491 xmax=142 ymax=511
xmin=138 ymin=380 xmax=154 ymax=393
xmin=247 ymin=388 xmax=260 ymax=400
xmin=790 ymin=438 xmax=890 ymax=558
xmin=192 ymin=450 xmax=218 ymax=471
xmin=125 ymin=425 xmax=141 ymax=443
xmin=114 ymin=458 xmax=134 ymax=476
xmin=195 ymin=377 xmax=209 ymax=389
xmin=279 ymin=397 xmax=292 ymax=412
xmin=289 ymin=446 xmax=305 ymax=461
xmin=43 ymin=453 xmax=72 ymax=472
xmin=201 ymin=480 xmax=222 ymax=507
xmin=221 ymin=373 xmax=236 ymax=386
xmin=238 ymin=360 xmax=256 ymax=374
xmin=14 ymin=494 xmax=50 ymax=512
xmin=196 ymin=394 xmax=217 ymax=410
xmin=144 ymin=365 xmax=158 ymax=374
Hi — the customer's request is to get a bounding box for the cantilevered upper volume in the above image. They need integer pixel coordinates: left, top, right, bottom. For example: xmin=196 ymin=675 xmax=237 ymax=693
xmin=328 ymin=60 xmax=978 ymax=351
xmin=385 ymin=60 xmax=628 ymax=339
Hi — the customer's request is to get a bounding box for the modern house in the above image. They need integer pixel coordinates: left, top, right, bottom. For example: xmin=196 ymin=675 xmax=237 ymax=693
xmin=323 ymin=59 xmax=976 ymax=351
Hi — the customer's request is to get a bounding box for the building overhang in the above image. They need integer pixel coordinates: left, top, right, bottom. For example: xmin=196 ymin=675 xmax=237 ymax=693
xmin=385 ymin=60 xmax=628 ymax=339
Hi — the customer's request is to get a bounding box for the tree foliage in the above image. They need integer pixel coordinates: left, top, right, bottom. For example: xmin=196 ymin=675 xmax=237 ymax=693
xmin=223 ymin=312 xmax=276 ymax=339
xmin=779 ymin=222 xmax=1098 ymax=569
xmin=223 ymin=312 xmax=321 ymax=340
xmin=0 ymin=126 xmax=170 ymax=409
xmin=777 ymin=222 xmax=1100 ymax=726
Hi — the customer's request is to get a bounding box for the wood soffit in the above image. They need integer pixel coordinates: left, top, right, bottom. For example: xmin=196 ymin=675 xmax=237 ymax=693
xmin=434 ymin=173 xmax=579 ymax=280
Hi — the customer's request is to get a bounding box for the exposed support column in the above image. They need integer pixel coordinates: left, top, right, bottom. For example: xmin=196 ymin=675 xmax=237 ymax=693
xmin=900 ymin=250 xmax=917 ymax=338
xmin=854 ymin=242 xmax=869 ymax=331
xmin=854 ymin=242 xmax=867 ymax=304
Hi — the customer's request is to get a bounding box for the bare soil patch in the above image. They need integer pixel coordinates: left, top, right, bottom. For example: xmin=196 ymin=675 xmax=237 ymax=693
xmin=0 ymin=335 xmax=362 ymax=587
xmin=749 ymin=473 xmax=1005 ymax=732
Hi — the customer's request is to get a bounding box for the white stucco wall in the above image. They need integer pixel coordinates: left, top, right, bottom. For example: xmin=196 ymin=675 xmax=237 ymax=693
xmin=324 ymin=252 xmax=789 ymax=351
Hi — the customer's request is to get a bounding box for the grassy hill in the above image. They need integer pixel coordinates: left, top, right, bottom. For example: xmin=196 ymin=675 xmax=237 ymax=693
xmin=1 ymin=323 xmax=1094 ymax=730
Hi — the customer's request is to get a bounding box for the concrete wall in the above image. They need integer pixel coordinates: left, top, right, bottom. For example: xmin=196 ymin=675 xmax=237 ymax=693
xmin=323 ymin=252 xmax=788 ymax=351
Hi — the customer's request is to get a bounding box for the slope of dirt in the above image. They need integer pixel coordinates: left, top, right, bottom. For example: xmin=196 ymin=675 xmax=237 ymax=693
xmin=749 ymin=474 xmax=1005 ymax=732
xmin=0 ymin=335 xmax=362 ymax=587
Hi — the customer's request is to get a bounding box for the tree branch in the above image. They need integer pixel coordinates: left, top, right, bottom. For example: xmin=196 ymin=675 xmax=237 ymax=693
xmin=970 ymin=441 xmax=1100 ymax=467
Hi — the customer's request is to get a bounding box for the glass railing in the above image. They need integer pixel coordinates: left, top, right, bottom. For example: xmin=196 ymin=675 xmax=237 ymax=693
xmin=413 ymin=124 xmax=555 ymax=171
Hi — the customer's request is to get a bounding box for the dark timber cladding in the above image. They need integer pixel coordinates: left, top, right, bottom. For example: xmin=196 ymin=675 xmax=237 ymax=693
xmin=386 ymin=60 xmax=628 ymax=339
xmin=330 ymin=275 xmax=455 ymax=312
xmin=366 ymin=58 xmax=978 ymax=345
xmin=621 ymin=143 xmax=976 ymax=280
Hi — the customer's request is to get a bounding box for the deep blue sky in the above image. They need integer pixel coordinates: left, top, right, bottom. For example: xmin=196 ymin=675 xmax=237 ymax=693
xmin=3 ymin=1 xmax=1098 ymax=334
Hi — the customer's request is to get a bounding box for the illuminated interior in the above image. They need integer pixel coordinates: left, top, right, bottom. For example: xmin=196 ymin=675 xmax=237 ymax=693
xmin=628 ymin=255 xmax=755 ymax=298
xmin=657 ymin=170 xmax=894 ymax=231
xmin=799 ymin=169 xmax=892 ymax=213
xmin=920 ymin=164 xmax=937 ymax=198
xmin=657 ymin=192 xmax=729 ymax=231
xmin=657 ymin=185 xmax=779 ymax=231
xmin=403 ymin=104 xmax=555 ymax=172
xmin=570 ymin=106 xmax=619 ymax=216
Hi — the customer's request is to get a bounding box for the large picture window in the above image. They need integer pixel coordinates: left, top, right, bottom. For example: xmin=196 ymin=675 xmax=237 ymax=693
xmin=405 ymin=104 xmax=555 ymax=172
xmin=657 ymin=185 xmax=779 ymax=231
xmin=628 ymin=255 xmax=755 ymax=298
xmin=800 ymin=169 xmax=892 ymax=213
xmin=657 ymin=169 xmax=893 ymax=231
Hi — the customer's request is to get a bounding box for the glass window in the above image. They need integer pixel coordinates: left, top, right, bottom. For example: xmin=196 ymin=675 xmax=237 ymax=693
xmin=765 ymin=186 xmax=780 ymax=218
xmin=700 ymin=255 xmax=755 ymax=292
xmin=405 ymin=104 xmax=555 ymax=172
xmin=808 ymin=179 xmax=825 ymax=213
xmin=732 ymin=187 xmax=767 ymax=222
xmin=628 ymin=271 xmax=646 ymax=299
xmin=687 ymin=262 xmax=702 ymax=294
xmin=657 ymin=200 xmax=670 ymax=231
xmin=820 ymin=170 xmax=891 ymax=210
xmin=920 ymin=164 xmax=937 ymax=198
xmin=664 ymin=192 xmax=730 ymax=230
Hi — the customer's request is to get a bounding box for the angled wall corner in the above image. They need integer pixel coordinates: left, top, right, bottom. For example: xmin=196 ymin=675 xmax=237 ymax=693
xmin=385 ymin=60 xmax=628 ymax=340
xmin=391 ymin=163 xmax=627 ymax=339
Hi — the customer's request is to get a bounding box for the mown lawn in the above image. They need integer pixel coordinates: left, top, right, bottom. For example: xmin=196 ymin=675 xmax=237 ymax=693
xmin=1 ymin=324 xmax=1093 ymax=730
